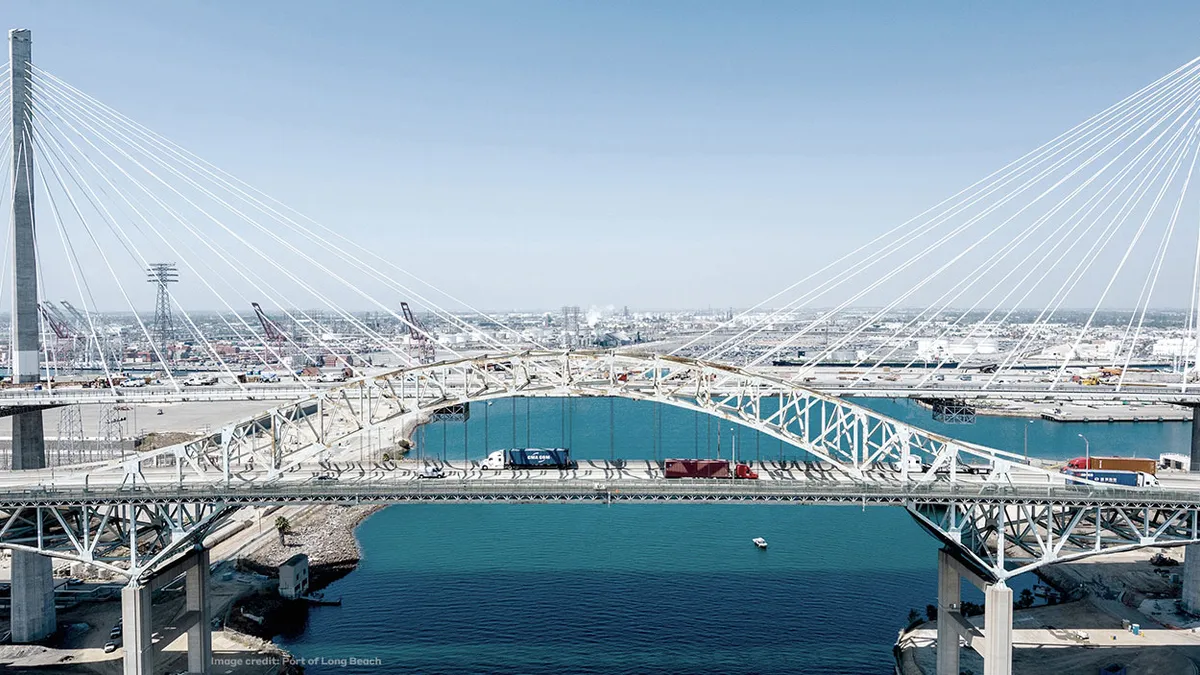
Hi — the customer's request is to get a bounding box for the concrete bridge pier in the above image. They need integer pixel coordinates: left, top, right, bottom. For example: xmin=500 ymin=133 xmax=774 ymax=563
xmin=1185 ymin=405 xmax=1200 ymax=614
xmin=122 ymin=583 xmax=153 ymax=675
xmin=935 ymin=549 xmax=961 ymax=675
xmin=982 ymin=582 xmax=1013 ymax=675
xmin=935 ymin=549 xmax=1012 ymax=675
xmin=184 ymin=547 xmax=213 ymax=674
xmin=122 ymin=546 xmax=213 ymax=675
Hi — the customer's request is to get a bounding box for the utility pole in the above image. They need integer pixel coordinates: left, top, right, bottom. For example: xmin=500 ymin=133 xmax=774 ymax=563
xmin=8 ymin=27 xmax=56 ymax=643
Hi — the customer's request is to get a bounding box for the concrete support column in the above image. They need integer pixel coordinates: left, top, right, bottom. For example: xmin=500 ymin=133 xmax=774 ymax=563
xmin=983 ymin=582 xmax=1013 ymax=675
xmin=1186 ymin=408 xmax=1200 ymax=613
xmin=936 ymin=549 xmax=961 ymax=675
xmin=186 ymin=547 xmax=212 ymax=675
xmin=1186 ymin=545 xmax=1200 ymax=614
xmin=122 ymin=583 xmax=153 ymax=675
xmin=10 ymin=550 xmax=54 ymax=642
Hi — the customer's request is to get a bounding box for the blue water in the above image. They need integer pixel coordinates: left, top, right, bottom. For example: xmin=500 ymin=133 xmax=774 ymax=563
xmin=276 ymin=398 xmax=1193 ymax=674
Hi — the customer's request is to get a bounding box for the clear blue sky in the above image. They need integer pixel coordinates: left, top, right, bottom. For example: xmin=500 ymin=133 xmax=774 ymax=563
xmin=8 ymin=1 xmax=1200 ymax=311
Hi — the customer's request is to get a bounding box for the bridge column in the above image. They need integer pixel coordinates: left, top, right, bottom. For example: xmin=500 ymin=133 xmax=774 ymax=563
xmin=936 ymin=549 xmax=961 ymax=675
xmin=8 ymin=27 xmax=54 ymax=645
xmin=185 ymin=547 xmax=212 ymax=674
xmin=122 ymin=582 xmax=153 ymax=675
xmin=1186 ymin=406 xmax=1200 ymax=614
xmin=983 ymin=581 xmax=1013 ymax=675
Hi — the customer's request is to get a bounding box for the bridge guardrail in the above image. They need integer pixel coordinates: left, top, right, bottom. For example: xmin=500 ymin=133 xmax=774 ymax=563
xmin=1 ymin=477 xmax=1198 ymax=507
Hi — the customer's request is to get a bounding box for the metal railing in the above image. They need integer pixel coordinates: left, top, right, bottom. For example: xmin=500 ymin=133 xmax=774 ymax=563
xmin=2 ymin=477 xmax=1197 ymax=508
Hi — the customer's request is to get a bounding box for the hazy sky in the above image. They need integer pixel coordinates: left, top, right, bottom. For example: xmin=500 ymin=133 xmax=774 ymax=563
xmin=8 ymin=1 xmax=1200 ymax=311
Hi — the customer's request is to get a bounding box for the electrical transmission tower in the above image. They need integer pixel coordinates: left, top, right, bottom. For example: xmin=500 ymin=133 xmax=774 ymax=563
xmin=147 ymin=263 xmax=178 ymax=360
xmin=55 ymin=405 xmax=85 ymax=465
xmin=96 ymin=404 xmax=126 ymax=460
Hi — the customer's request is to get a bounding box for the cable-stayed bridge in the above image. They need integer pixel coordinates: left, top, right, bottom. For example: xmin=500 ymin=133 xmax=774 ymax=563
xmin=3 ymin=28 xmax=1200 ymax=675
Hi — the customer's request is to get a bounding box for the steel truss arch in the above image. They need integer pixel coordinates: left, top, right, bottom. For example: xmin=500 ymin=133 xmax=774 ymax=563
xmin=0 ymin=351 xmax=1162 ymax=580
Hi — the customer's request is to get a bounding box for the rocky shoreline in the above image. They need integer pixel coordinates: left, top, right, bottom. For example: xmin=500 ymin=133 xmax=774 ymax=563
xmin=225 ymin=504 xmax=386 ymax=655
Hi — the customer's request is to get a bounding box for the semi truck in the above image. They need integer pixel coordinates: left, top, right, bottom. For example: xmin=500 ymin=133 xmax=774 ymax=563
xmin=1065 ymin=456 xmax=1157 ymax=475
xmin=1062 ymin=468 xmax=1159 ymax=487
xmin=663 ymin=458 xmax=759 ymax=479
xmin=480 ymin=448 xmax=577 ymax=470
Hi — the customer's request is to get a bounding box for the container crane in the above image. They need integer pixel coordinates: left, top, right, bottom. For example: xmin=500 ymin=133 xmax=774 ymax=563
xmin=401 ymin=302 xmax=436 ymax=365
xmin=59 ymin=299 xmax=119 ymax=371
xmin=252 ymin=302 xmax=288 ymax=362
xmin=38 ymin=302 xmax=72 ymax=341
xmin=38 ymin=301 xmax=76 ymax=371
xmin=58 ymin=300 xmax=89 ymax=331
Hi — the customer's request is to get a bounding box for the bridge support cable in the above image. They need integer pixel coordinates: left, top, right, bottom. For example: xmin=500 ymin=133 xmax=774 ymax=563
xmin=912 ymin=120 xmax=1200 ymax=387
xmin=908 ymin=88 xmax=1200 ymax=387
xmin=29 ymin=108 xmax=328 ymax=383
xmin=31 ymin=85 xmax=415 ymax=372
xmin=30 ymin=66 xmax=536 ymax=354
xmin=776 ymin=69 xmax=1200 ymax=378
xmin=986 ymin=95 xmax=1200 ymax=387
xmin=31 ymin=69 xmax=535 ymax=355
xmin=781 ymin=86 xmax=1200 ymax=379
xmin=750 ymin=70 xmax=1200 ymax=373
xmin=983 ymin=133 xmax=1200 ymax=383
xmin=852 ymin=103 xmax=1200 ymax=385
xmin=29 ymin=86 xmax=419 ymax=374
xmin=690 ymin=60 xmax=1200 ymax=365
xmin=30 ymin=106 xmax=402 ymax=378
xmin=33 ymin=132 xmax=255 ymax=389
xmin=1048 ymin=112 xmax=1200 ymax=388
xmin=32 ymin=99 xmax=423 ymax=374
xmin=28 ymin=115 xmax=191 ymax=389
xmin=678 ymin=57 xmax=1200 ymax=392
xmin=1115 ymin=122 xmax=1200 ymax=388
xmin=679 ymin=57 xmax=1200 ymax=362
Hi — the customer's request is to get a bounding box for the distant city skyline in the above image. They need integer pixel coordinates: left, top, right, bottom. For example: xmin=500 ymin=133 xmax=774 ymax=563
xmin=5 ymin=2 xmax=1200 ymax=313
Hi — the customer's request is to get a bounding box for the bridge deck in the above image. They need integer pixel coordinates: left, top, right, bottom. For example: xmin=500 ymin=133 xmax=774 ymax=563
xmin=2 ymin=475 xmax=1197 ymax=508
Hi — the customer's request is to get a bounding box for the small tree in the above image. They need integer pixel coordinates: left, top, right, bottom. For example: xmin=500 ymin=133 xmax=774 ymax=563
xmin=1016 ymin=588 xmax=1035 ymax=610
xmin=274 ymin=516 xmax=292 ymax=545
xmin=960 ymin=601 xmax=984 ymax=617
xmin=906 ymin=608 xmax=922 ymax=626
xmin=925 ymin=604 xmax=938 ymax=622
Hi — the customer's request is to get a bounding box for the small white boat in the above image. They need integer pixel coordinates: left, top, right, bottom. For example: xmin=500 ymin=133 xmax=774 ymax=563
xmin=752 ymin=537 xmax=768 ymax=549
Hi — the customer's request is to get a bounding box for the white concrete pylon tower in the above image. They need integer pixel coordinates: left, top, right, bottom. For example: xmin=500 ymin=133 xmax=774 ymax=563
xmin=7 ymin=27 xmax=55 ymax=643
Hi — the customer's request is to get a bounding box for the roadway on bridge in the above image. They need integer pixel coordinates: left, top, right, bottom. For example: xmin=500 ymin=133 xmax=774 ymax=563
xmin=3 ymin=458 xmax=1200 ymax=508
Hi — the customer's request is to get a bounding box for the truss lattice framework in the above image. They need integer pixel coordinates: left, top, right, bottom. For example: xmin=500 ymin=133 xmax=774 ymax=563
xmin=910 ymin=499 xmax=1200 ymax=581
xmin=0 ymin=501 xmax=229 ymax=582
xmin=83 ymin=351 xmax=1044 ymax=487
xmin=0 ymin=351 xmax=1078 ymax=578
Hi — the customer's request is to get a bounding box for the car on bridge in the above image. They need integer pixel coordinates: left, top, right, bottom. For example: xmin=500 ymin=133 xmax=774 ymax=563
xmin=182 ymin=374 xmax=218 ymax=386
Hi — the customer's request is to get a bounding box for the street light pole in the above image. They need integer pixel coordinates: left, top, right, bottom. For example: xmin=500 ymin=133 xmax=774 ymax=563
xmin=1077 ymin=433 xmax=1090 ymax=466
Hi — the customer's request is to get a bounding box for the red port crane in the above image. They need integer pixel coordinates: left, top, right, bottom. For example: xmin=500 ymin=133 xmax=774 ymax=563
xmin=39 ymin=302 xmax=72 ymax=340
xmin=252 ymin=303 xmax=287 ymax=360
xmin=400 ymin=302 xmax=436 ymax=365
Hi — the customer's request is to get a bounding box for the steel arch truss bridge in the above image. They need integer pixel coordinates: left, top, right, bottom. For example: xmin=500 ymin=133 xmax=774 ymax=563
xmin=0 ymin=351 xmax=1175 ymax=580
xmin=110 ymin=351 xmax=1037 ymax=484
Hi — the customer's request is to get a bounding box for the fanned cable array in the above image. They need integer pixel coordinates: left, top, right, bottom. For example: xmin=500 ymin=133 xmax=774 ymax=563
xmin=679 ymin=56 xmax=1200 ymax=391
xmin=5 ymin=64 xmax=540 ymax=390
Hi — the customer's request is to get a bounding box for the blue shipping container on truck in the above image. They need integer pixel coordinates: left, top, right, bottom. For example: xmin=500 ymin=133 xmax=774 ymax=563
xmin=1062 ymin=469 xmax=1139 ymax=486
xmin=505 ymin=448 xmax=576 ymax=469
